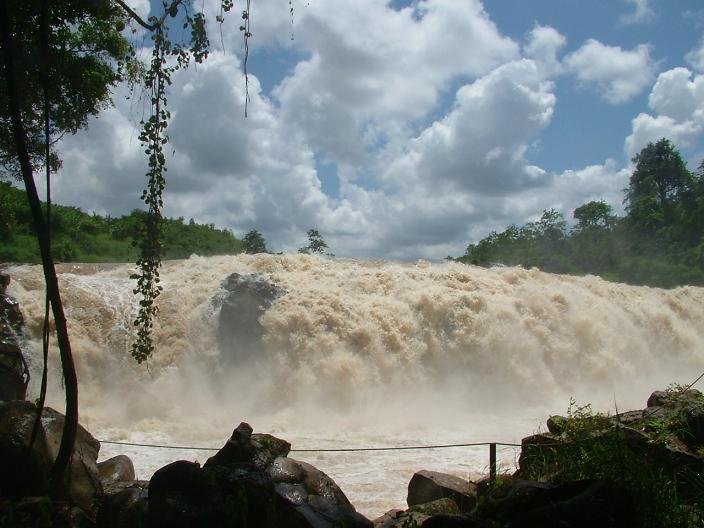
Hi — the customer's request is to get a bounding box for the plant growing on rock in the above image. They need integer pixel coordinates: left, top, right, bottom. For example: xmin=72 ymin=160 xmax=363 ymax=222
xmin=520 ymin=393 xmax=704 ymax=528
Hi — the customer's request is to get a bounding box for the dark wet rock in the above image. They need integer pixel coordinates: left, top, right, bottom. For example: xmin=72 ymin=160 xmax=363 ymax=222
xmin=0 ymin=293 xmax=24 ymax=331
xmin=376 ymin=498 xmax=460 ymax=528
xmin=0 ymin=275 xmax=28 ymax=402
xmin=372 ymin=508 xmax=403 ymax=527
xmin=251 ymin=432 xmax=292 ymax=469
xmin=216 ymin=272 xmax=286 ymax=364
xmin=0 ymin=272 xmax=10 ymax=294
xmin=275 ymin=482 xmax=309 ymax=505
xmin=96 ymin=481 xmax=149 ymax=528
xmin=476 ymin=479 xmax=634 ymax=528
xmin=268 ymin=455 xmax=305 ymax=483
xmin=0 ymin=340 xmax=28 ymax=401
xmin=0 ymin=496 xmax=94 ymax=528
xmin=151 ymin=423 xmax=371 ymax=528
xmin=97 ymin=455 xmax=136 ymax=489
xmin=0 ymin=401 xmax=102 ymax=513
xmin=407 ymin=470 xmax=476 ymax=513
xmin=148 ymin=460 xmax=218 ymax=527
xmin=204 ymin=422 xmax=256 ymax=468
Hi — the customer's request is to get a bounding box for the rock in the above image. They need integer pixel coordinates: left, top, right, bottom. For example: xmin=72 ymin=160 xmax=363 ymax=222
xmin=0 ymin=272 xmax=9 ymax=294
xmin=0 ymin=496 xmax=54 ymax=528
xmin=297 ymin=459 xmax=355 ymax=509
xmin=251 ymin=432 xmax=292 ymax=469
xmin=150 ymin=423 xmax=371 ymax=528
xmin=39 ymin=406 xmax=103 ymax=511
xmin=0 ymin=278 xmax=28 ymax=402
xmin=148 ymin=460 xmax=217 ymax=528
xmin=216 ymin=273 xmax=285 ymax=364
xmin=410 ymin=497 xmax=460 ymax=516
xmin=0 ymin=293 xmax=24 ymax=331
xmin=372 ymin=509 xmax=403 ymax=527
xmin=0 ymin=340 xmax=28 ymax=401
xmin=98 ymin=455 xmax=135 ymax=489
xmin=273 ymin=457 xmax=371 ymax=526
xmin=407 ymin=470 xmax=476 ymax=513
xmin=0 ymin=401 xmax=102 ymax=513
xmin=204 ymin=422 xmax=256 ymax=468
xmin=275 ymin=482 xmax=309 ymax=505
xmin=516 ymin=433 xmax=561 ymax=478
xmin=375 ymin=499 xmax=461 ymax=528
xmin=96 ymin=481 xmax=148 ymax=528
xmin=421 ymin=514 xmax=490 ymax=527
xmin=647 ymin=388 xmax=704 ymax=410
xmin=477 ymin=479 xmax=634 ymax=527
xmin=268 ymin=456 xmax=305 ymax=483
xmin=546 ymin=415 xmax=567 ymax=435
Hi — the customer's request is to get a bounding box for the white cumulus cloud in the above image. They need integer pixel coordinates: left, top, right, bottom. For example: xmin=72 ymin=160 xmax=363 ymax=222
xmin=564 ymin=39 xmax=656 ymax=104
xmin=619 ymin=0 xmax=655 ymax=25
xmin=625 ymin=67 xmax=704 ymax=159
xmin=686 ymin=36 xmax=704 ymax=73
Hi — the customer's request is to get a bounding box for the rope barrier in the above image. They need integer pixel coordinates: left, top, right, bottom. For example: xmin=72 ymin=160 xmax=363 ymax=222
xmin=99 ymin=439 xmax=522 ymax=452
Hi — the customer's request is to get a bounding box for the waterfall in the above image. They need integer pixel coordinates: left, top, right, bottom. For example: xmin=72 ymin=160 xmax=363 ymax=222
xmin=6 ymin=254 xmax=704 ymax=517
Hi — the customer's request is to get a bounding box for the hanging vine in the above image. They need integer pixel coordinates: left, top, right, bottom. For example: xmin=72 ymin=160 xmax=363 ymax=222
xmin=123 ymin=0 xmax=232 ymax=363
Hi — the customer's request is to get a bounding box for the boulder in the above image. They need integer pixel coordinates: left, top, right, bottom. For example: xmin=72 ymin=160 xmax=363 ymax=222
xmin=98 ymin=455 xmax=136 ymax=489
xmin=268 ymin=457 xmax=370 ymax=527
xmin=372 ymin=509 xmax=403 ymax=527
xmin=0 ymin=276 xmax=28 ymax=402
xmin=476 ymin=479 xmax=633 ymax=528
xmin=204 ymin=422 xmax=257 ymax=467
xmin=0 ymin=496 xmax=94 ymax=528
xmin=0 ymin=401 xmax=102 ymax=513
xmin=151 ymin=423 xmax=371 ymax=528
xmin=407 ymin=470 xmax=476 ymax=512
xmin=421 ymin=514 xmax=490 ymax=527
xmin=96 ymin=481 xmax=149 ymax=528
xmin=0 ymin=340 xmax=28 ymax=401
xmin=374 ymin=498 xmax=460 ymax=528
xmin=0 ymin=271 xmax=9 ymax=294
xmin=216 ymin=273 xmax=285 ymax=364
xmin=0 ymin=292 xmax=24 ymax=331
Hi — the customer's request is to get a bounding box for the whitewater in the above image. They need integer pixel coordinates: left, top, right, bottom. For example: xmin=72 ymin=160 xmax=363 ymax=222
xmin=5 ymin=254 xmax=704 ymax=519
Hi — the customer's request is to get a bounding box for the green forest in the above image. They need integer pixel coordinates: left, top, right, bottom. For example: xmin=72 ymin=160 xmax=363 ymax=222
xmin=456 ymin=139 xmax=704 ymax=289
xmin=0 ymin=182 xmax=244 ymax=263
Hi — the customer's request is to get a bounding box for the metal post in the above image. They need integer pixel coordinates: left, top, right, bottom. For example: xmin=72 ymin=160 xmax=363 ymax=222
xmin=489 ymin=443 xmax=497 ymax=484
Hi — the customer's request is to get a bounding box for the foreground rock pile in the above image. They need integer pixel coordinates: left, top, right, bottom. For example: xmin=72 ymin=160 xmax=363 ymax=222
xmin=0 ymin=402 xmax=370 ymax=527
xmin=374 ymin=388 xmax=704 ymax=527
xmin=2 ymin=389 xmax=704 ymax=526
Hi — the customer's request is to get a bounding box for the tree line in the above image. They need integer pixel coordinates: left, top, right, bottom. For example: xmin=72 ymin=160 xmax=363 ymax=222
xmin=0 ymin=181 xmax=244 ymax=262
xmin=456 ymin=139 xmax=704 ymax=288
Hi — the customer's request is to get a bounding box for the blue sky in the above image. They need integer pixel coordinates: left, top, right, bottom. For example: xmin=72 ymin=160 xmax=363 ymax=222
xmin=53 ymin=0 xmax=704 ymax=259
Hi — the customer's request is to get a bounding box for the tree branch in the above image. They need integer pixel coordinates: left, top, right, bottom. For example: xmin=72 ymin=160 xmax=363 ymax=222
xmin=114 ymin=0 xmax=185 ymax=32
xmin=113 ymin=0 xmax=155 ymax=31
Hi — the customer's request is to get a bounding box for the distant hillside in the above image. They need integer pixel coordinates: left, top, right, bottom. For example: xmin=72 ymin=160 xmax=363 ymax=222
xmin=0 ymin=182 xmax=244 ymax=263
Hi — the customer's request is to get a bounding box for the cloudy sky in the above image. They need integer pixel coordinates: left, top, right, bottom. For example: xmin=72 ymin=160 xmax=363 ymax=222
xmin=51 ymin=0 xmax=704 ymax=259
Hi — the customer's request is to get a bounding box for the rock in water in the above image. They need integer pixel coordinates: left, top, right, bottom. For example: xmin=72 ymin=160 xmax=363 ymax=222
xmin=0 ymin=273 xmax=29 ymax=401
xmin=216 ymin=273 xmax=286 ymax=364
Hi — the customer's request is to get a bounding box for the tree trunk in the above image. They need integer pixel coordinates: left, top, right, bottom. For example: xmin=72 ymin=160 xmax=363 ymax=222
xmin=0 ymin=0 xmax=78 ymax=498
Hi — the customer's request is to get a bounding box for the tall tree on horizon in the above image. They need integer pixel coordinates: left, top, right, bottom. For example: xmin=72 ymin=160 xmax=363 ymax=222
xmin=625 ymin=138 xmax=692 ymax=234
